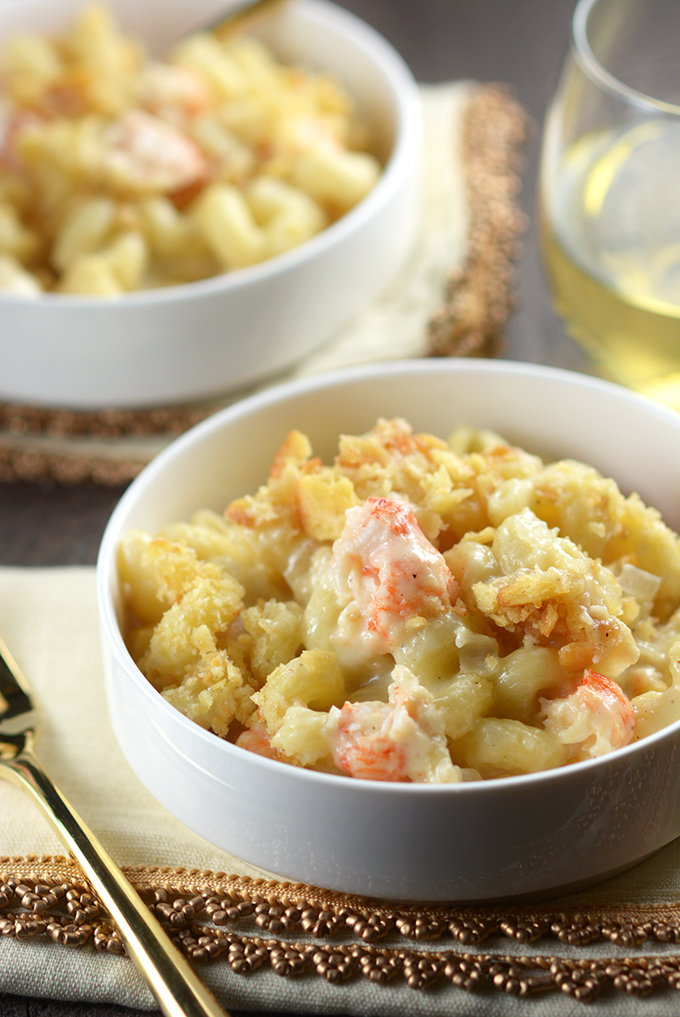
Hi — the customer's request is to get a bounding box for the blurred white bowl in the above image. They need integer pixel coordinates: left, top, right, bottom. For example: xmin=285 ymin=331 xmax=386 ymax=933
xmin=0 ymin=0 xmax=420 ymax=410
xmin=97 ymin=359 xmax=680 ymax=901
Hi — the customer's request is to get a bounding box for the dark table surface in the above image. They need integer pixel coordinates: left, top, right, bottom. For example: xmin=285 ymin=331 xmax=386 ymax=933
xmin=0 ymin=0 xmax=594 ymax=1013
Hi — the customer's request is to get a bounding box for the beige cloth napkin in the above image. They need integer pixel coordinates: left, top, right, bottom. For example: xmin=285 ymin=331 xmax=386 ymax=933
xmin=4 ymin=566 xmax=680 ymax=1015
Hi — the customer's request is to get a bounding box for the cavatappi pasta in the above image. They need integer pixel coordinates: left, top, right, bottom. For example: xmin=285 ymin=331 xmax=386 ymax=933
xmin=0 ymin=4 xmax=381 ymax=296
xmin=118 ymin=419 xmax=680 ymax=782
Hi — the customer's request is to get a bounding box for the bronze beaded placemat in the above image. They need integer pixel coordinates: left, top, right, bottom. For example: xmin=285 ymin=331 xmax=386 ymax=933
xmin=0 ymin=84 xmax=528 ymax=486
xmin=3 ymin=855 xmax=680 ymax=1003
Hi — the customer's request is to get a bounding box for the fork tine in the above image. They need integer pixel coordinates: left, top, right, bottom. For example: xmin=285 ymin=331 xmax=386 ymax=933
xmin=0 ymin=636 xmax=34 ymax=721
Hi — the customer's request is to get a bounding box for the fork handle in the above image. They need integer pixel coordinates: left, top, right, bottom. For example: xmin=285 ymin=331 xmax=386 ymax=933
xmin=1 ymin=749 xmax=231 ymax=1017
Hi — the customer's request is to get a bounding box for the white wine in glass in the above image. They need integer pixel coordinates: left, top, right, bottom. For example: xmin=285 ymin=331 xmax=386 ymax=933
xmin=540 ymin=0 xmax=680 ymax=408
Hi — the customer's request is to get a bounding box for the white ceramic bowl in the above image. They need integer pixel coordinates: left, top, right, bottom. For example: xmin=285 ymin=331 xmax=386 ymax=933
xmin=0 ymin=0 xmax=420 ymax=410
xmin=97 ymin=359 xmax=680 ymax=902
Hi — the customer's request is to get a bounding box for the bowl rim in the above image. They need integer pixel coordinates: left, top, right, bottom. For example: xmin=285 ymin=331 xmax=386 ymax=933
xmin=97 ymin=357 xmax=680 ymax=794
xmin=0 ymin=0 xmax=421 ymax=310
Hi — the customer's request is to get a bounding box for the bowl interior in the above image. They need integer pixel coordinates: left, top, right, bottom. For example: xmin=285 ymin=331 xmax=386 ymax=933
xmin=100 ymin=359 xmax=680 ymax=652
xmin=101 ymin=359 xmax=680 ymax=535
xmin=0 ymin=0 xmax=412 ymax=295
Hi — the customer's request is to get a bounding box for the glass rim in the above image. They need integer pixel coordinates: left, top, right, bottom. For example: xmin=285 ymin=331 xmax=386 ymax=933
xmin=572 ymin=0 xmax=680 ymax=117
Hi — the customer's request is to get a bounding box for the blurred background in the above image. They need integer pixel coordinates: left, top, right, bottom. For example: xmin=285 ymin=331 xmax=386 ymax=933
xmin=0 ymin=0 xmax=590 ymax=561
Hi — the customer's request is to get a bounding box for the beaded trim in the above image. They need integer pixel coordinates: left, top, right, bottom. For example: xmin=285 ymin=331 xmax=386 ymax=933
xmin=427 ymin=84 xmax=529 ymax=359
xmin=3 ymin=855 xmax=680 ymax=1002
xmin=0 ymin=83 xmax=528 ymax=485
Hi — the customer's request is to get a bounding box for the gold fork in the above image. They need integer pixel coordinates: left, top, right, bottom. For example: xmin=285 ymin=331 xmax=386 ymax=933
xmin=0 ymin=635 xmax=231 ymax=1017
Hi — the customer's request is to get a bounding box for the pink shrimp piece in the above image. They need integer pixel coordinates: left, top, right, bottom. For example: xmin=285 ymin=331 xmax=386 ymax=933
xmin=331 ymin=700 xmax=410 ymax=781
xmin=329 ymin=668 xmax=458 ymax=783
xmin=332 ymin=497 xmax=457 ymax=654
xmin=541 ymin=668 xmax=635 ymax=759
xmin=102 ymin=109 xmax=208 ymax=193
xmin=235 ymin=725 xmax=281 ymax=760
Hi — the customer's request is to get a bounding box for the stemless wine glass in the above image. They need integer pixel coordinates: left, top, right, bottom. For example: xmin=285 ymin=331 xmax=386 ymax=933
xmin=539 ymin=0 xmax=680 ymax=409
